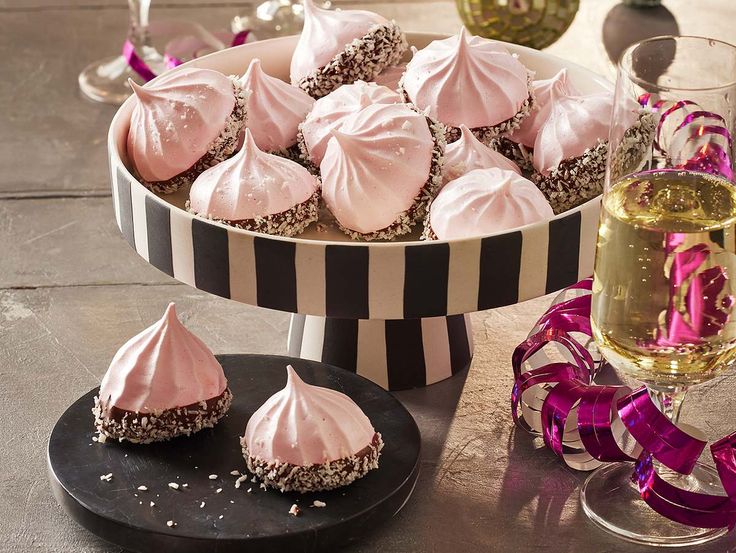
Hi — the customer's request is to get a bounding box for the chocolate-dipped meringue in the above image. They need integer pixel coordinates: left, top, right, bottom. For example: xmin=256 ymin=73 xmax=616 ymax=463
xmin=241 ymin=365 xmax=383 ymax=493
xmin=531 ymin=89 xmax=613 ymax=213
xmin=298 ymin=80 xmax=401 ymax=167
xmin=531 ymin=88 xmax=655 ymax=213
xmin=401 ymin=27 xmax=533 ymax=144
xmin=290 ymin=0 xmax=407 ymax=98
xmin=93 ymin=303 xmax=232 ymax=443
xmin=188 ymin=129 xmax=320 ymax=236
xmin=320 ymin=102 xmax=446 ymax=241
xmin=424 ymin=167 xmax=553 ymax=240
xmin=240 ymin=58 xmax=314 ymax=159
xmin=496 ymin=68 xmax=580 ymax=173
xmin=126 ymin=67 xmax=247 ymax=194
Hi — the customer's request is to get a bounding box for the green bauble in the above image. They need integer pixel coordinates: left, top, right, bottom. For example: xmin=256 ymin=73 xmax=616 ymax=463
xmin=456 ymin=0 xmax=579 ymax=50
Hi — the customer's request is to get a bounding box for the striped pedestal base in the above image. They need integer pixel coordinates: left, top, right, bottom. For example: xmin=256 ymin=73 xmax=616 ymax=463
xmin=288 ymin=314 xmax=474 ymax=391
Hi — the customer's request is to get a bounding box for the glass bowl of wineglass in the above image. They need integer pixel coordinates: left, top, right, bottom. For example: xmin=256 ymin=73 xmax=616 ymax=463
xmin=581 ymin=35 xmax=736 ymax=547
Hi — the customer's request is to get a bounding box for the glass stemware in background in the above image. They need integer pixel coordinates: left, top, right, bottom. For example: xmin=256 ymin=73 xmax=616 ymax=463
xmin=79 ymin=0 xmax=164 ymax=104
xmin=231 ymin=0 xmax=330 ymax=40
xmin=582 ymin=36 xmax=736 ymax=546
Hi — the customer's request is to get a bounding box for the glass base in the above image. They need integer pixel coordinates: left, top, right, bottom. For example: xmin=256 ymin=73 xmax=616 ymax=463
xmin=78 ymin=55 xmax=139 ymax=105
xmin=581 ymin=462 xmax=727 ymax=547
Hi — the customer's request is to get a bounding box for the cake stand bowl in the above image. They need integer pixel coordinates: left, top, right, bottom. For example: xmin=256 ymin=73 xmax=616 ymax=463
xmin=107 ymin=32 xmax=609 ymax=390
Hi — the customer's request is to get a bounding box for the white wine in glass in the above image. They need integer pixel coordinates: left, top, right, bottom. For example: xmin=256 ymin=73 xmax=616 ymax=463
xmin=582 ymin=36 xmax=736 ymax=547
xmin=593 ymin=170 xmax=736 ymax=389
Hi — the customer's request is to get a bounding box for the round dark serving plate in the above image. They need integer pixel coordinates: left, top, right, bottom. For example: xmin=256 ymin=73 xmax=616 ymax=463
xmin=47 ymin=354 xmax=421 ymax=553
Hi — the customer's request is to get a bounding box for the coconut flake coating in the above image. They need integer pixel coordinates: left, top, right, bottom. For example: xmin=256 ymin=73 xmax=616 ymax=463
xmin=242 ymin=433 xmax=383 ymax=493
xmin=94 ymin=389 xmax=233 ymax=444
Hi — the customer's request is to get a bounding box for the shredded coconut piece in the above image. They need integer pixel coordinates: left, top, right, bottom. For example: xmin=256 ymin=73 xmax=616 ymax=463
xmin=100 ymin=473 xmax=113 ymax=482
xmin=166 ymin=520 xmax=176 ymax=528
xmin=235 ymin=475 xmax=248 ymax=489
xmin=208 ymin=474 xmax=218 ymax=480
xmin=312 ymin=500 xmax=327 ymax=508
xmin=289 ymin=504 xmax=301 ymax=517
xmin=137 ymin=485 xmax=148 ymax=491
xmin=168 ymin=482 xmax=180 ymax=490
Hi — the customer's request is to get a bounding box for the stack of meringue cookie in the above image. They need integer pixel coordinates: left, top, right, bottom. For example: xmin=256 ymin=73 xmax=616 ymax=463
xmin=125 ymin=2 xmax=653 ymax=241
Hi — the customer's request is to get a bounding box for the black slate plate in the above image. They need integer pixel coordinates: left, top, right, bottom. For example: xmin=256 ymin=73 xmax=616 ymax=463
xmin=47 ymin=354 xmax=421 ymax=553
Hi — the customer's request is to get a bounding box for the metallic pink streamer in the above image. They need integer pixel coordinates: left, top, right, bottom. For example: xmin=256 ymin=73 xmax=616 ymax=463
xmin=512 ymin=278 xmax=736 ymax=529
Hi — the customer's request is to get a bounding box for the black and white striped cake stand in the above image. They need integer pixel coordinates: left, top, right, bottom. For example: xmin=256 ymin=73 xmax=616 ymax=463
xmin=108 ymin=33 xmax=610 ymax=391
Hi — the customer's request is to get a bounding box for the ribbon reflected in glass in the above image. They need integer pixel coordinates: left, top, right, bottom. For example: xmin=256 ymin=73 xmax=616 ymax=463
xmin=512 ymin=279 xmax=736 ymax=528
xmin=638 ymin=93 xmax=734 ymax=180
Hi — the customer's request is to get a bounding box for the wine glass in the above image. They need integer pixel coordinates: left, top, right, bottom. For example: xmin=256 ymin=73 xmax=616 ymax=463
xmin=231 ymin=0 xmax=331 ymax=40
xmin=582 ymin=36 xmax=736 ymax=546
xmin=79 ymin=0 xmax=164 ymax=104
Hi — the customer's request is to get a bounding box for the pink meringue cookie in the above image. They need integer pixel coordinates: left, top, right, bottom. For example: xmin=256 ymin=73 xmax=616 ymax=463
xmin=290 ymin=0 xmax=390 ymax=84
xmin=98 ymin=303 xmax=228 ymax=413
xmin=427 ymin=167 xmax=553 ymax=240
xmin=402 ymin=27 xmax=531 ymax=132
xmin=189 ymin=129 xmax=319 ymax=236
xmin=240 ymin=58 xmax=314 ymax=153
xmin=290 ymin=0 xmax=407 ymax=98
xmin=245 ymin=365 xmax=377 ymax=466
xmin=533 ymin=90 xmax=614 ymax=175
xmin=320 ymin=102 xmax=439 ymax=239
xmin=510 ymin=68 xmax=580 ymax=148
xmin=126 ymin=67 xmax=238 ymax=183
xmin=443 ymin=125 xmax=520 ymax=184
xmin=300 ymin=80 xmax=400 ymax=165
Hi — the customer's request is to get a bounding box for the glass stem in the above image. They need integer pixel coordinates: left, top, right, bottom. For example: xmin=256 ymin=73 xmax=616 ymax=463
xmin=128 ymin=0 xmax=152 ymax=49
xmin=650 ymin=388 xmax=687 ymax=425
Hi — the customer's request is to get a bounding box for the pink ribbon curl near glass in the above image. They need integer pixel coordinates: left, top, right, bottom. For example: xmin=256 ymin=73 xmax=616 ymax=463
xmin=512 ymin=278 xmax=736 ymax=528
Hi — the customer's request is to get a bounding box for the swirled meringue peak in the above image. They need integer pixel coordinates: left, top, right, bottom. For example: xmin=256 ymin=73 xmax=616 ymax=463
xmin=290 ymin=0 xmax=389 ymax=84
xmin=126 ymin=68 xmax=237 ymax=183
xmin=402 ymin=27 xmax=530 ymax=130
xmin=300 ymin=80 xmax=401 ymax=165
xmin=240 ymin=58 xmax=314 ymax=153
xmin=427 ymin=167 xmax=553 ymax=240
xmin=320 ymin=102 xmax=437 ymax=238
xmin=510 ymin=68 xmax=580 ymax=148
xmin=189 ymin=129 xmax=319 ymax=228
xmin=241 ymin=365 xmax=383 ymax=492
xmin=244 ymin=365 xmax=377 ymax=467
xmin=98 ymin=303 xmax=227 ymax=414
xmin=533 ymin=89 xmax=614 ymax=175
xmin=443 ymin=125 xmax=520 ymax=184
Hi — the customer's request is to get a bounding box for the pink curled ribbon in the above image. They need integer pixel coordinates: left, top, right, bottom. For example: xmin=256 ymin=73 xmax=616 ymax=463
xmin=512 ymin=278 xmax=736 ymax=528
xmin=123 ymin=28 xmax=252 ymax=82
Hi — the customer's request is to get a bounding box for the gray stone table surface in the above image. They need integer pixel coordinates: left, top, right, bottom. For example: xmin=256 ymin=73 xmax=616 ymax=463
xmin=2 ymin=1 xmax=736 ymax=552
